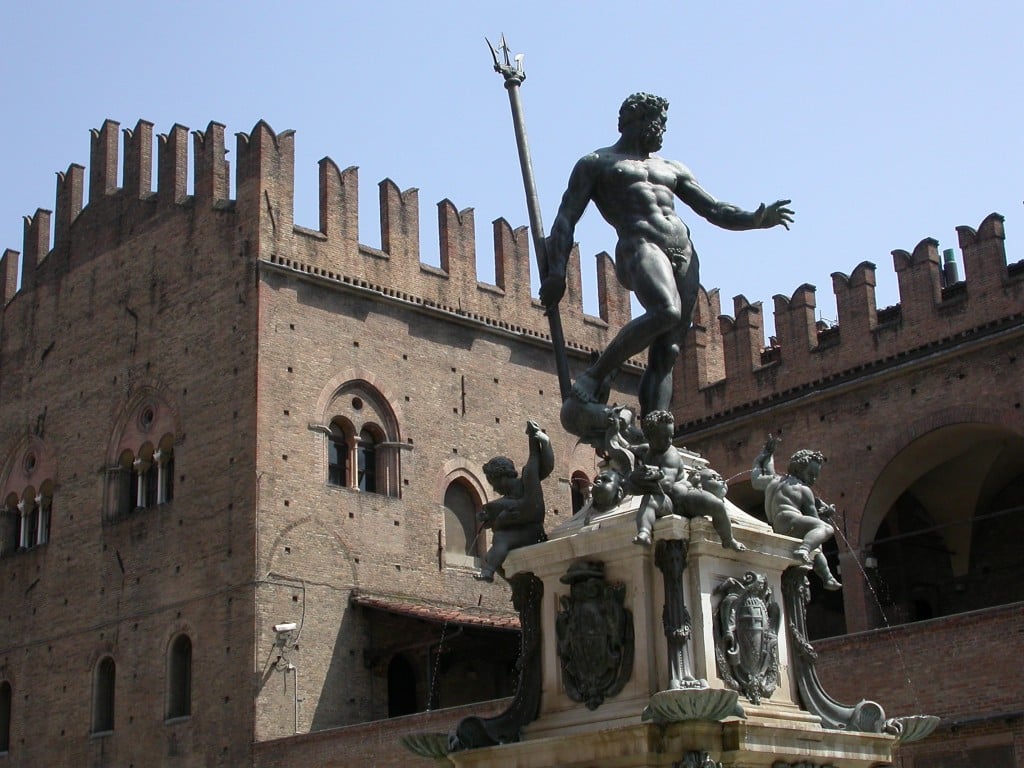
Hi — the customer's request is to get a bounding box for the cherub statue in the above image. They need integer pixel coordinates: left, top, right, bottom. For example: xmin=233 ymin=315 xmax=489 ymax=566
xmin=584 ymin=468 xmax=627 ymax=524
xmin=629 ymin=410 xmax=745 ymax=551
xmin=475 ymin=420 xmax=554 ymax=582
xmin=751 ymin=435 xmax=841 ymax=590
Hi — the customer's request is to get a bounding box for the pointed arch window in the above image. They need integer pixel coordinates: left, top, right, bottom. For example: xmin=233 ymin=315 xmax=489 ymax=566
xmin=1 ymin=441 xmax=55 ymax=554
xmin=9 ymin=484 xmax=53 ymax=553
xmin=106 ymin=392 xmax=178 ymax=522
xmin=323 ymin=383 xmax=402 ymax=497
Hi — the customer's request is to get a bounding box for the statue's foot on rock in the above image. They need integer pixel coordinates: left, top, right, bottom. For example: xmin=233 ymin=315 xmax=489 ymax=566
xmin=473 ymin=570 xmax=495 ymax=583
xmin=823 ymin=576 xmax=843 ymax=591
xmin=794 ymin=546 xmax=813 ymax=564
xmin=633 ymin=530 xmax=652 ymax=546
xmin=724 ymin=538 xmax=746 ymax=552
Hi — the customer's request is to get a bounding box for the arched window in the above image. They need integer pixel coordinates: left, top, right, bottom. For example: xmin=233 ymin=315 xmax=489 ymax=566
xmin=92 ymin=656 xmax=116 ymax=733
xmin=1 ymin=495 xmax=16 ymax=557
xmin=1 ymin=438 xmax=56 ymax=552
xmin=357 ymin=427 xmax=380 ymax=493
xmin=20 ymin=487 xmax=38 ymax=550
xmin=322 ymin=381 xmax=402 ymax=497
xmin=327 ymin=418 xmax=353 ymax=488
xmin=0 ymin=680 xmax=10 ymax=752
xmin=13 ymin=485 xmax=52 ymax=552
xmin=134 ymin=443 xmax=156 ymax=509
xmin=36 ymin=481 xmax=53 ymax=546
xmin=116 ymin=450 xmax=135 ymax=519
xmin=106 ymin=393 xmax=179 ymax=521
xmin=156 ymin=437 xmax=175 ymax=505
xmin=444 ymin=480 xmax=483 ymax=561
xmin=167 ymin=635 xmax=192 ymax=719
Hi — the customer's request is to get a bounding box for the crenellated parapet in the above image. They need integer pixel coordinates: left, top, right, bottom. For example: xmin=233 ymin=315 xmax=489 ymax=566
xmin=1 ymin=118 xmax=631 ymax=358
xmin=674 ymin=215 xmax=1024 ymax=427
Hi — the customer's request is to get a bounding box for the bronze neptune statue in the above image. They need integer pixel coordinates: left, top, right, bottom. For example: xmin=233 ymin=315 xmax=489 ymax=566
xmin=543 ymin=93 xmax=793 ymax=426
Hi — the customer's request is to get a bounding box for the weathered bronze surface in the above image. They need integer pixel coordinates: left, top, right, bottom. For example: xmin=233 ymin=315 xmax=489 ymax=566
xmin=713 ymin=572 xmax=781 ymax=704
xmin=752 ymin=435 xmax=842 ymax=590
xmin=555 ymin=560 xmax=635 ymax=710
xmin=475 ymin=421 xmax=553 ymax=582
xmin=448 ymin=572 xmax=544 ymax=750
xmin=654 ymin=539 xmax=702 ymax=690
xmin=544 ymin=93 xmax=792 ymax=428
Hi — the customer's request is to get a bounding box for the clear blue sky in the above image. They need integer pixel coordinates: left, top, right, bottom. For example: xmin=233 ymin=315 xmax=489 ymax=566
xmin=1 ymin=2 xmax=1020 ymax=332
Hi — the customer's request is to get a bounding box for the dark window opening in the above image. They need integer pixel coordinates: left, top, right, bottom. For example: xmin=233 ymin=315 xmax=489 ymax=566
xmin=444 ymin=481 xmax=482 ymax=558
xmin=387 ymin=654 xmax=417 ymax=717
xmin=144 ymin=462 xmax=159 ymax=508
xmin=328 ymin=431 xmax=349 ymax=487
xmin=92 ymin=657 xmax=116 ymax=733
xmin=167 ymin=635 xmax=192 ymax=719
xmin=357 ymin=428 xmax=378 ymax=493
xmin=0 ymin=681 xmax=10 ymax=752
xmin=162 ymin=453 xmax=175 ymax=503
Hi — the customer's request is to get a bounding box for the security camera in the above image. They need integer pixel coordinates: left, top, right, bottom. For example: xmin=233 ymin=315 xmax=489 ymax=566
xmin=273 ymin=622 xmax=297 ymax=633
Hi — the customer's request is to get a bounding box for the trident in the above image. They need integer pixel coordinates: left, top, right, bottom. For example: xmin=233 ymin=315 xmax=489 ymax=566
xmin=487 ymin=35 xmax=572 ymax=402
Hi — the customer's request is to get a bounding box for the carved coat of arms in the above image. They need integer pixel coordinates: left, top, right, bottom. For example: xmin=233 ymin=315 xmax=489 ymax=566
xmin=713 ymin=571 xmax=780 ymax=704
xmin=555 ymin=560 xmax=634 ymax=710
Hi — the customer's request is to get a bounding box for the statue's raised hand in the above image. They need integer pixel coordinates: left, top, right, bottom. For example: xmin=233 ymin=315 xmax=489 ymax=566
xmin=754 ymin=200 xmax=794 ymax=230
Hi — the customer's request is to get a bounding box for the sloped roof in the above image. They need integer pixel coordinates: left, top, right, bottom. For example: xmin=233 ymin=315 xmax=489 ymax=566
xmin=350 ymin=590 xmax=520 ymax=631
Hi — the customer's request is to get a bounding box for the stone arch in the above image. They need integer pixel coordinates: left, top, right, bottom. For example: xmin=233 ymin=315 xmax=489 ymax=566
xmin=105 ymin=383 xmax=180 ymax=466
xmin=0 ymin=434 xmax=57 ymax=553
xmin=859 ymin=405 xmax=1020 ymax=547
xmin=315 ymin=367 xmax=405 ymax=430
xmin=858 ymin=408 xmax=1024 ymax=627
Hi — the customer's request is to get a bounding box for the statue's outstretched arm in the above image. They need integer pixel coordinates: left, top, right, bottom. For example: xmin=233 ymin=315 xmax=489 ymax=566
xmin=524 ymin=421 xmax=554 ymax=484
xmin=675 ymin=167 xmax=793 ymax=232
xmin=750 ymin=438 xmax=777 ymax=491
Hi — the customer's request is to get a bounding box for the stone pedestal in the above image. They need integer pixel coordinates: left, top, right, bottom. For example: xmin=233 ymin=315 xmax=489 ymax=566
xmin=445 ymin=501 xmax=907 ymax=767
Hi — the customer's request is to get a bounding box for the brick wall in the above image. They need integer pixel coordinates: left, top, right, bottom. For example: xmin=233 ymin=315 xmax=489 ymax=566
xmin=0 ymin=120 xmax=258 ymax=766
xmin=0 ymin=117 xmax=640 ymax=766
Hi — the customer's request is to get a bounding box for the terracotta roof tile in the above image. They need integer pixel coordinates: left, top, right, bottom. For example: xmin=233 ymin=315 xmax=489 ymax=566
xmin=350 ymin=591 xmax=520 ymax=631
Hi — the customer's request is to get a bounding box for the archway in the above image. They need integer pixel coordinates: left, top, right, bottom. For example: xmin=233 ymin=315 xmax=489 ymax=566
xmin=860 ymin=423 xmax=1024 ymax=627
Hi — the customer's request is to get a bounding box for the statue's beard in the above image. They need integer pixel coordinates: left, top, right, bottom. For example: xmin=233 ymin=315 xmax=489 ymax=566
xmin=641 ymin=125 xmax=663 ymax=152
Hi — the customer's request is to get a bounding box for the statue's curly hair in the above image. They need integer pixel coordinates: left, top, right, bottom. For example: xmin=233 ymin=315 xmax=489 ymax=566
xmin=788 ymin=449 xmax=827 ymax=475
xmin=618 ymin=92 xmax=669 ymax=131
xmin=482 ymin=456 xmax=517 ymax=480
xmin=641 ymin=409 xmax=674 ymax=437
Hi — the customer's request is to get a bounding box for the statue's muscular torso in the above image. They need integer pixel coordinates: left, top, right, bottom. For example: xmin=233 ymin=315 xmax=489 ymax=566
xmin=585 ymin=150 xmax=696 ymax=272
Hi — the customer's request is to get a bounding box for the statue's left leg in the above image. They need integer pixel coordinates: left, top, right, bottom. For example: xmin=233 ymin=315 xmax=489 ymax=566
xmin=476 ymin=533 xmax=511 ymax=582
xmin=640 ymin=252 xmax=700 ymax=414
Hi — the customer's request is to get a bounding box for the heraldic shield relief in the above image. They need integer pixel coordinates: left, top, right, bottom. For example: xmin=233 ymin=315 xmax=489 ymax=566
xmin=555 ymin=560 xmax=635 ymax=710
xmin=713 ymin=571 xmax=781 ymax=704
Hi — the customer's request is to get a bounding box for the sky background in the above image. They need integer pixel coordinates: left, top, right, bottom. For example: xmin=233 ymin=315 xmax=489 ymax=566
xmin=1 ymin=1 xmax=1021 ymax=335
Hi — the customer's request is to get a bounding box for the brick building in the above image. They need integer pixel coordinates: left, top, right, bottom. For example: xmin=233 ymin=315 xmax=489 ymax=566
xmin=1 ymin=117 xmax=1021 ymax=767
xmin=0 ymin=118 xmax=638 ymax=766
xmin=672 ymin=216 xmax=1024 ymax=766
